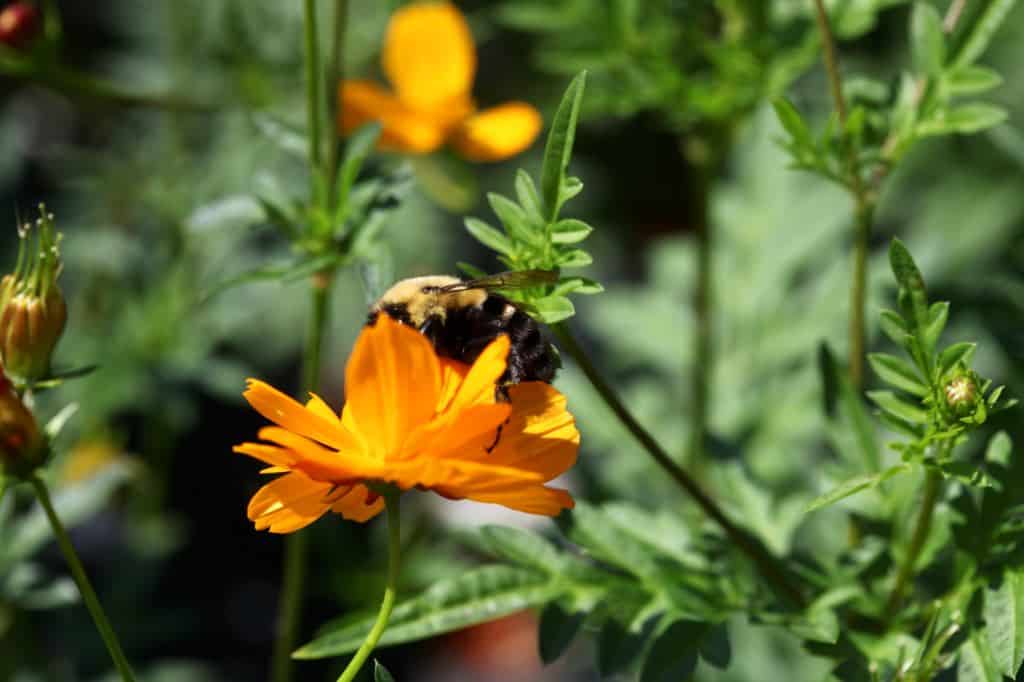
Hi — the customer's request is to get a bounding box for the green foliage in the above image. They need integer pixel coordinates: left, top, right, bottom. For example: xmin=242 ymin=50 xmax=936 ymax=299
xmin=462 ymin=73 xmax=602 ymax=323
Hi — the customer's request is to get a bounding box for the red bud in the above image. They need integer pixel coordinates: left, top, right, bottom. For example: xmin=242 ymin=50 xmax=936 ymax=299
xmin=0 ymin=2 xmax=40 ymax=50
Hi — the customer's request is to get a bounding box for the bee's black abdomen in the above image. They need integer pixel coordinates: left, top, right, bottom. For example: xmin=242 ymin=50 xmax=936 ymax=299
xmin=437 ymin=295 xmax=556 ymax=385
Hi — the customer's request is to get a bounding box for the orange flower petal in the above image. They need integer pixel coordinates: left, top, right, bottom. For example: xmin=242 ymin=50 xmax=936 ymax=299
xmin=247 ymin=472 xmax=333 ymax=533
xmin=339 ymin=80 xmax=448 ymax=154
xmin=450 ymin=102 xmax=543 ymax=162
xmin=256 ymin=426 xmax=365 ymax=482
xmin=465 ymin=485 xmax=574 ymax=516
xmin=343 ymin=316 xmax=442 ymax=458
xmin=243 ymin=379 xmax=361 ymax=453
xmin=234 ymin=442 xmax=297 ymax=469
xmin=305 ymin=393 xmax=339 ymax=422
xmin=383 ymin=2 xmax=476 ymax=115
xmin=330 ymin=484 xmax=386 ymax=522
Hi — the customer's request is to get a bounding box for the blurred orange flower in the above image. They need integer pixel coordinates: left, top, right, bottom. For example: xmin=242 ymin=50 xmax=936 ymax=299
xmin=339 ymin=2 xmax=542 ymax=162
xmin=235 ymin=316 xmax=577 ymax=533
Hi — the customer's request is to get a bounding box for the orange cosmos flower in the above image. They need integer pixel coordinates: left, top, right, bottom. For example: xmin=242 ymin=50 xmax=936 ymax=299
xmin=339 ymin=2 xmax=542 ymax=162
xmin=235 ymin=316 xmax=578 ymax=533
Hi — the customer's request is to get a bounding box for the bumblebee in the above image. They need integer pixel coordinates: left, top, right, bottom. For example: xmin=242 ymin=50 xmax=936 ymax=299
xmin=367 ymin=270 xmax=558 ymax=387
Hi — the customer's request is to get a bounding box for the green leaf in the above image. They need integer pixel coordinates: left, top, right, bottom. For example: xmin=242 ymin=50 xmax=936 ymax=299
xmin=699 ymin=623 xmax=731 ymax=669
xmin=945 ymin=65 xmax=1004 ymax=95
xmin=951 ymin=0 xmax=1020 ymax=68
xmin=868 ymin=390 xmax=929 ymax=424
xmin=805 ymin=465 xmax=911 ymax=513
xmin=959 ymin=628 xmax=1003 ymax=682
xmin=918 ymin=104 xmax=1009 ymax=136
xmin=336 ymin=122 xmax=382 ymax=216
xmin=889 ymin=239 xmax=929 ymax=329
xmin=821 ymin=343 xmax=880 ymax=471
xmin=557 ymin=249 xmax=593 ymax=268
xmin=923 ymin=301 xmax=949 ymax=351
xmin=773 ymin=98 xmax=813 ymax=150
xmin=640 ymin=620 xmax=702 ymax=682
xmin=373 ymin=661 xmax=396 ymax=682
xmin=880 ymin=309 xmax=912 ymax=348
xmin=868 ymin=353 xmax=929 ymax=396
xmin=560 ymin=176 xmax=584 ymax=204
xmin=551 ymin=277 xmax=604 ymax=297
xmin=910 ymin=2 xmax=946 ymax=75
xmin=515 ymin=169 xmax=543 ymax=223
xmin=294 ymin=566 xmax=562 ymax=659
xmin=477 ymin=526 xmax=564 ymax=574
xmin=540 ymin=72 xmax=587 ymax=221
xmin=538 ymin=603 xmax=584 ymax=663
xmin=939 ymin=342 xmax=977 ymax=376
xmin=985 ymin=431 xmax=1012 ymax=466
xmin=464 ymin=217 xmax=514 ymax=256
xmin=550 ymin=218 xmax=594 ymax=244
xmin=531 ymin=295 xmax=575 ymax=323
xmin=598 ymin=616 xmax=658 ymax=676
xmin=984 ymin=569 xmax=1024 ymax=677
xmin=487 ymin=192 xmax=535 ymax=245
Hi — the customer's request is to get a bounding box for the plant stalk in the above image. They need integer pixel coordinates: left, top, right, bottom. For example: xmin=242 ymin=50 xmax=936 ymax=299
xmin=271 ymin=277 xmax=334 ymax=682
xmin=552 ymin=322 xmax=806 ymax=607
xmin=689 ymin=159 xmax=713 ymax=469
xmin=29 ymin=474 xmax=136 ymax=682
xmin=325 ymin=0 xmax=348 ymax=211
xmin=885 ymin=469 xmax=943 ymax=619
xmin=304 ymin=0 xmax=323 ymax=175
xmin=336 ymin=491 xmax=401 ymax=682
xmin=848 ymin=198 xmax=874 ymax=389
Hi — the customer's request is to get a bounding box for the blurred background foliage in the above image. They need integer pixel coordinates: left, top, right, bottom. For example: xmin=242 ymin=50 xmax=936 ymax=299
xmin=1 ymin=0 xmax=1024 ymax=680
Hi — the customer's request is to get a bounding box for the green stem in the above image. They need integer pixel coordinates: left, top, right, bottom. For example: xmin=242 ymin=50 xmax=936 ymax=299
xmin=325 ymin=0 xmax=348 ymax=211
xmin=885 ymin=468 xmax=943 ymax=620
xmin=304 ymin=0 xmax=323 ymax=176
xmin=689 ymin=161 xmax=713 ymax=469
xmin=336 ymin=491 xmax=401 ymax=682
xmin=848 ymin=198 xmax=874 ymax=389
xmin=29 ymin=474 xmax=136 ymax=682
xmin=813 ymin=0 xmax=847 ymax=126
xmin=271 ymin=278 xmax=334 ymax=682
xmin=552 ymin=323 xmax=806 ymax=607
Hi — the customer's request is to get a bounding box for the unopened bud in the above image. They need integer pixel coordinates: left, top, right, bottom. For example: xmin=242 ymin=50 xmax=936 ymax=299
xmin=0 ymin=381 xmax=44 ymax=477
xmin=0 ymin=2 xmax=40 ymax=50
xmin=944 ymin=372 xmax=980 ymax=418
xmin=0 ymin=206 xmax=66 ymax=383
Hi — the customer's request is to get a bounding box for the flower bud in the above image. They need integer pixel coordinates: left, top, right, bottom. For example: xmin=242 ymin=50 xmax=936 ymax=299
xmin=0 ymin=2 xmax=40 ymax=50
xmin=0 ymin=206 xmax=66 ymax=383
xmin=944 ymin=370 xmax=982 ymax=420
xmin=0 ymin=379 xmax=45 ymax=477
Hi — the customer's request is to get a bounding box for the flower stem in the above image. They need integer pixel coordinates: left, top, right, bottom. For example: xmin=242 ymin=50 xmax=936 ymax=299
xmin=271 ymin=277 xmax=334 ymax=682
xmin=29 ymin=474 xmax=136 ymax=682
xmin=325 ymin=0 xmax=348 ymax=211
xmin=885 ymin=468 xmax=943 ymax=620
xmin=304 ymin=0 xmax=323 ymax=176
xmin=336 ymin=491 xmax=401 ymax=682
xmin=688 ymin=156 xmax=715 ymax=470
xmin=551 ymin=322 xmax=806 ymax=607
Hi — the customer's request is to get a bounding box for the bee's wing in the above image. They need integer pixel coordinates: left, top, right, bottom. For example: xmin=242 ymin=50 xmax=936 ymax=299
xmin=439 ymin=269 xmax=557 ymax=293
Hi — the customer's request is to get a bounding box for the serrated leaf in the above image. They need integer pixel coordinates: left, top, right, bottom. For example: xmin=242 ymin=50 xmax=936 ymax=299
xmin=550 ymin=218 xmax=593 ymax=244
xmin=945 ymin=65 xmax=1004 ymax=95
xmin=951 ymin=0 xmax=1020 ymax=68
xmin=868 ymin=390 xmax=929 ymax=424
xmin=515 ymin=169 xmax=543 ymax=223
xmin=984 ymin=569 xmax=1024 ymax=677
xmin=373 ymin=661 xmax=396 ymax=682
xmin=538 ymin=603 xmax=584 ymax=663
xmin=541 ymin=72 xmax=586 ymax=221
xmin=487 ymin=192 xmax=535 ymax=244
xmin=640 ymin=620 xmax=702 ymax=682
xmin=805 ymin=464 xmax=911 ymax=513
xmin=531 ymin=295 xmax=575 ymax=323
xmin=868 ymin=353 xmax=928 ymax=396
xmin=911 ymin=2 xmax=946 ymax=75
xmin=464 ymin=217 xmax=514 ymax=256
xmin=939 ymin=342 xmax=976 ymax=376
xmin=557 ymin=249 xmax=593 ymax=268
xmin=477 ymin=526 xmax=564 ymax=574
xmin=889 ymin=240 xmax=929 ymax=328
xmin=918 ymin=104 xmax=1009 ymax=136
xmin=959 ymin=629 xmax=1002 ymax=682
xmin=294 ymin=566 xmax=562 ymax=659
